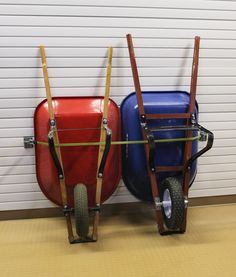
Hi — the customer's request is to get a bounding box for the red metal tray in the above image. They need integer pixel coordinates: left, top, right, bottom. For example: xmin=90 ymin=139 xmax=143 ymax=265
xmin=34 ymin=97 xmax=121 ymax=208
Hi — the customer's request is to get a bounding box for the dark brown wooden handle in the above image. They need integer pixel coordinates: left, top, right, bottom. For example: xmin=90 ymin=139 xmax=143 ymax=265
xmin=189 ymin=36 xmax=200 ymax=113
xmin=126 ymin=34 xmax=145 ymax=115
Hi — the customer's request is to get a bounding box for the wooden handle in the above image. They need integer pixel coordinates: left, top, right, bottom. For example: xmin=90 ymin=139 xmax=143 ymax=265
xmin=126 ymin=34 xmax=145 ymax=115
xmin=189 ymin=36 xmax=200 ymax=113
xmin=103 ymin=47 xmax=113 ymax=120
xmin=95 ymin=47 xmax=113 ymax=204
xmin=39 ymin=45 xmax=67 ymax=206
xmin=39 ymin=46 xmax=55 ymax=120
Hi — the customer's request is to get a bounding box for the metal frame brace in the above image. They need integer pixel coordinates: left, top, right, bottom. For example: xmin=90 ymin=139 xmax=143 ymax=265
xmin=97 ymin=118 xmax=112 ymax=178
xmin=24 ymin=136 xmax=35 ymax=148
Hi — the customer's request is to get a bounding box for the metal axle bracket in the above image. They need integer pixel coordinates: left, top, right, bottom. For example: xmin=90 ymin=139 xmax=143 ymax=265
xmin=184 ymin=197 xmax=189 ymax=208
xmin=154 ymin=197 xmax=162 ymax=210
xmin=89 ymin=204 xmax=101 ymax=213
xmin=63 ymin=205 xmax=73 ymax=216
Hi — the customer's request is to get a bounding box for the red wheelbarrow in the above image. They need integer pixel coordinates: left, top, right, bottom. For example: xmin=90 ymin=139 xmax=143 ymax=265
xmin=28 ymin=47 xmax=121 ymax=243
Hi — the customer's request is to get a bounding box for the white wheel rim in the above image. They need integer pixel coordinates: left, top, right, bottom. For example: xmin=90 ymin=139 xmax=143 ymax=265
xmin=163 ymin=189 xmax=172 ymax=218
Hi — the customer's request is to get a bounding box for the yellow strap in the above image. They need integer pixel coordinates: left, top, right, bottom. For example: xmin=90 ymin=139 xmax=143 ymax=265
xmin=36 ymin=135 xmax=201 ymax=147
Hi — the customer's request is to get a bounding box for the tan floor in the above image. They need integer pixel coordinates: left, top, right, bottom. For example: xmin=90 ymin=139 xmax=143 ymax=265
xmin=1 ymin=204 xmax=236 ymax=277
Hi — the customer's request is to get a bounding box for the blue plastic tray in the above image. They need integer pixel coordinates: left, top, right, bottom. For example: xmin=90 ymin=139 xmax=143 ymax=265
xmin=121 ymin=91 xmax=198 ymax=202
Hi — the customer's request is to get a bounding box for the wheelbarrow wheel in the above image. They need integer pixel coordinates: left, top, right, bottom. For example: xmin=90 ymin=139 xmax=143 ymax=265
xmin=74 ymin=184 xmax=89 ymax=239
xmin=160 ymin=177 xmax=185 ymax=230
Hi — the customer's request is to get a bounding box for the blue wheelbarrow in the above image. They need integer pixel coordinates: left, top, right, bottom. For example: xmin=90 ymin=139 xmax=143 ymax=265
xmin=121 ymin=34 xmax=214 ymax=234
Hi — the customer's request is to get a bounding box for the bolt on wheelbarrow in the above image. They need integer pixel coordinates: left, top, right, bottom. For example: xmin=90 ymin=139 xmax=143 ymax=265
xmin=29 ymin=47 xmax=121 ymax=244
xmin=122 ymin=34 xmax=214 ymax=234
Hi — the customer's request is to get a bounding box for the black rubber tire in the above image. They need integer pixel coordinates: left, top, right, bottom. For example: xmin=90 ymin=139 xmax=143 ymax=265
xmin=160 ymin=177 xmax=185 ymax=230
xmin=74 ymin=184 xmax=89 ymax=238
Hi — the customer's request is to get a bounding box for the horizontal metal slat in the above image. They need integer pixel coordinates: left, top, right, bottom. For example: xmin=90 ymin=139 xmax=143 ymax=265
xmin=0 ymin=4 xmax=236 ymax=21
